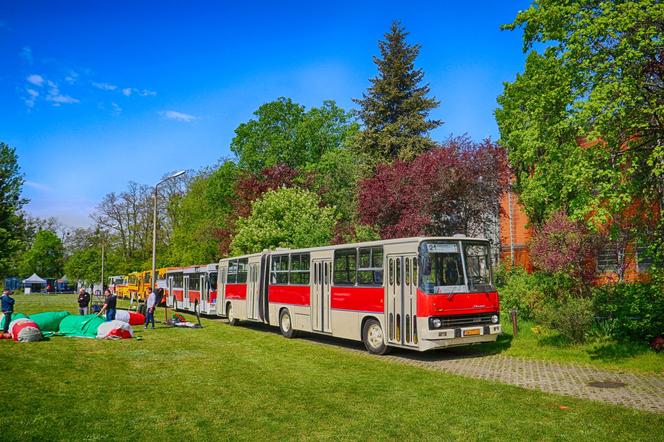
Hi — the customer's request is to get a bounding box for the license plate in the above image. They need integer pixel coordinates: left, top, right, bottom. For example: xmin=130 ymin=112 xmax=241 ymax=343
xmin=463 ymin=328 xmax=481 ymax=336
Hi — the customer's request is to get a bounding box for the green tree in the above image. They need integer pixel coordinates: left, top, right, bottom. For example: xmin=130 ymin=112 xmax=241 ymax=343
xmin=64 ymin=248 xmax=102 ymax=285
xmin=0 ymin=142 xmax=28 ymax=278
xmin=230 ymin=187 xmax=337 ymax=255
xmin=354 ymin=21 xmax=441 ymax=163
xmin=19 ymin=230 xmax=64 ymax=277
xmin=230 ymin=98 xmax=357 ymax=173
xmin=168 ymin=161 xmax=239 ymax=264
xmin=496 ymin=1 xmax=663 ymax=227
xmin=303 ymin=147 xmax=365 ymax=224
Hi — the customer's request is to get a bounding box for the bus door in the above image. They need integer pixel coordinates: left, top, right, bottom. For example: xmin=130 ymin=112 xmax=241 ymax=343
xmin=386 ymin=254 xmax=418 ymax=347
xmin=200 ymin=274 xmax=207 ymax=311
xmin=167 ymin=275 xmax=174 ymax=308
xmin=216 ymin=264 xmax=227 ymax=316
xmin=247 ymin=263 xmax=260 ymax=320
xmin=183 ymin=275 xmax=190 ymax=310
xmin=311 ymin=259 xmax=332 ymax=333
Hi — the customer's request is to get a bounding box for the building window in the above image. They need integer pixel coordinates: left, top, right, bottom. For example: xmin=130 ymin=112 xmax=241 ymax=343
xmin=597 ymin=246 xmax=619 ymax=272
xmin=636 ymin=246 xmax=652 ymax=273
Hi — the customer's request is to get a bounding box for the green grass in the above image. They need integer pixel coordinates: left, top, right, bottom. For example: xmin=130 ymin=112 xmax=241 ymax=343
xmin=470 ymin=318 xmax=664 ymax=374
xmin=0 ymin=293 xmax=662 ymax=441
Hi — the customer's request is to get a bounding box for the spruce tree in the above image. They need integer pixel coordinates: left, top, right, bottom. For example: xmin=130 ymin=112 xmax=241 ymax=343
xmin=354 ymin=21 xmax=441 ymax=163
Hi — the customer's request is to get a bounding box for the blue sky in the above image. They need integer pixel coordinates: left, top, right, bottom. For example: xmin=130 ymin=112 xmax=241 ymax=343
xmin=1 ymin=0 xmax=531 ymax=227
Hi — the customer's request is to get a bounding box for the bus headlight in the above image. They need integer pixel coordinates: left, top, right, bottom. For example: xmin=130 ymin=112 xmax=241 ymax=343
xmin=491 ymin=314 xmax=499 ymax=324
xmin=432 ymin=318 xmax=442 ymax=328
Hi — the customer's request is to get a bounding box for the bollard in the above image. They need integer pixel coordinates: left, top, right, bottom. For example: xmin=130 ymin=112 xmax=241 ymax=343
xmin=510 ymin=308 xmax=518 ymax=337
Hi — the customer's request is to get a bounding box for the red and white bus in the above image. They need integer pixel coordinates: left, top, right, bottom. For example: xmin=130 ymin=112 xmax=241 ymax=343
xmin=214 ymin=236 xmax=501 ymax=354
xmin=166 ymin=264 xmax=218 ymax=315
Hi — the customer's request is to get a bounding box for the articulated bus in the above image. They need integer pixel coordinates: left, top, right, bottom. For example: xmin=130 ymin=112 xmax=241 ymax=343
xmin=166 ymin=264 xmax=218 ymax=314
xmin=210 ymin=236 xmax=501 ymax=354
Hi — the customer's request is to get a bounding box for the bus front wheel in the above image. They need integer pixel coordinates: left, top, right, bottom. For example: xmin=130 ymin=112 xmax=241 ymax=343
xmin=363 ymin=319 xmax=390 ymax=355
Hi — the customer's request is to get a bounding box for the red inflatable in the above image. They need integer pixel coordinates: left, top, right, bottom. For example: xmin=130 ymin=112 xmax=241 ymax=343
xmin=10 ymin=319 xmax=42 ymax=342
xmin=114 ymin=310 xmax=145 ymax=326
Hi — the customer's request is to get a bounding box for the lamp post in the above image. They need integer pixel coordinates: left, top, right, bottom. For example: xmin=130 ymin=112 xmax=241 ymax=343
xmin=151 ymin=170 xmax=185 ymax=295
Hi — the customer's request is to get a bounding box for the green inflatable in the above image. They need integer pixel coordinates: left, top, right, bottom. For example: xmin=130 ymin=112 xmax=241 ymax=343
xmin=29 ymin=311 xmax=71 ymax=332
xmin=0 ymin=312 xmax=27 ymax=330
xmin=58 ymin=315 xmax=105 ymax=338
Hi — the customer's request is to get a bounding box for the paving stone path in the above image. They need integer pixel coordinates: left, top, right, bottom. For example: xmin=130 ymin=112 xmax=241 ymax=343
xmin=303 ymin=333 xmax=664 ymax=414
xmin=379 ymin=351 xmax=664 ymax=414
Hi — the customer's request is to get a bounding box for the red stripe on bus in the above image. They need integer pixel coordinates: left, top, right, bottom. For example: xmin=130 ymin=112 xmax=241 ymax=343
xmin=188 ymin=289 xmax=200 ymax=302
xmin=173 ymin=289 xmax=184 ymax=301
xmin=209 ymin=290 xmax=217 ymax=303
xmin=416 ymin=289 xmax=499 ymax=316
xmin=225 ymin=284 xmax=247 ymax=300
xmin=331 ymin=286 xmax=383 ymax=313
xmin=268 ymin=285 xmax=310 ymax=306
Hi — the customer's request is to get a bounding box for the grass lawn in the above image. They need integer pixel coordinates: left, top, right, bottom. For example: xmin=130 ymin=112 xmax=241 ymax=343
xmin=0 ymin=293 xmax=662 ymax=441
xmin=468 ymin=318 xmax=664 ymax=374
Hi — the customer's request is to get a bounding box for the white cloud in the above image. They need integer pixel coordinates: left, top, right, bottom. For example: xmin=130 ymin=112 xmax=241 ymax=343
xmin=122 ymin=87 xmax=157 ymax=97
xmin=24 ymin=180 xmax=52 ymax=192
xmin=46 ymin=80 xmax=79 ymax=106
xmin=23 ymin=88 xmax=39 ymax=108
xmin=65 ymin=71 xmax=79 ymax=84
xmin=137 ymin=89 xmax=157 ymax=97
xmin=111 ymin=102 xmax=122 ymax=115
xmin=20 ymin=46 xmax=33 ymax=64
xmin=92 ymin=81 xmax=118 ymax=91
xmin=159 ymin=110 xmax=198 ymax=122
xmin=26 ymin=74 xmax=44 ymax=86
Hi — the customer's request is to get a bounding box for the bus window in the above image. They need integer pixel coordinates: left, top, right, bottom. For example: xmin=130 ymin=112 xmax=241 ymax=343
xmin=227 ymin=261 xmax=238 ymax=284
xmin=271 ymin=255 xmax=289 ymax=284
xmin=209 ymin=273 xmax=218 ymax=290
xmin=419 ymin=241 xmax=466 ymax=294
xmin=333 ymin=249 xmax=356 ymax=285
xmin=290 ymin=253 xmax=310 ymax=285
xmin=463 ymin=243 xmax=493 ymax=291
xmin=237 ymin=258 xmax=249 ymax=283
xmin=357 ymin=247 xmax=383 ymax=286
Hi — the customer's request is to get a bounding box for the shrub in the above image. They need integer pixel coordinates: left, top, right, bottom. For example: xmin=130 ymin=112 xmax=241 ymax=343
xmin=529 ymin=210 xmax=599 ymax=288
xmin=538 ymin=296 xmax=595 ymax=343
xmin=593 ymin=283 xmax=664 ymax=343
xmin=495 ymin=265 xmax=577 ymax=321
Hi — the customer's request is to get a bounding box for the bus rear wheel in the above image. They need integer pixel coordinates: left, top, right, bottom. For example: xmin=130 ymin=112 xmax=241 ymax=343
xmin=363 ymin=319 xmax=390 ymax=355
xmin=279 ymin=309 xmax=297 ymax=338
xmin=227 ymin=303 xmax=239 ymax=326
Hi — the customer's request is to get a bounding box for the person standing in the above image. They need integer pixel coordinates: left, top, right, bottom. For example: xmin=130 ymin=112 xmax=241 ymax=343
xmin=144 ymin=288 xmax=156 ymax=330
xmin=99 ymin=289 xmax=117 ymax=321
xmin=1 ymin=289 xmax=15 ymax=333
xmin=77 ymin=288 xmax=90 ymax=315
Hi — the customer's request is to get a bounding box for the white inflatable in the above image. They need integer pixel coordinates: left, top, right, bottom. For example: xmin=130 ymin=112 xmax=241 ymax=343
xmin=96 ymin=320 xmax=134 ymax=339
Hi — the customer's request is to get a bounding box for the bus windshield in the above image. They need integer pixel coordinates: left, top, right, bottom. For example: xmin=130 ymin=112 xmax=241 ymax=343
xmin=418 ymin=241 xmax=465 ymax=294
xmin=463 ymin=242 xmax=493 ymax=291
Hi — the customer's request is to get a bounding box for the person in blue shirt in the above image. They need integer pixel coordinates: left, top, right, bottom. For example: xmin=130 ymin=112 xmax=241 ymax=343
xmin=2 ymin=289 xmax=16 ymax=333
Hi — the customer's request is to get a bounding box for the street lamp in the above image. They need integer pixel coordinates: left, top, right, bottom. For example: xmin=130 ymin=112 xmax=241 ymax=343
xmin=151 ymin=170 xmax=185 ymax=296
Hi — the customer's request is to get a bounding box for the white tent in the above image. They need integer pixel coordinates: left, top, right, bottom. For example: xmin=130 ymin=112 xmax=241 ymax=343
xmin=23 ymin=273 xmax=47 ymax=294
xmin=23 ymin=273 xmax=47 ymax=284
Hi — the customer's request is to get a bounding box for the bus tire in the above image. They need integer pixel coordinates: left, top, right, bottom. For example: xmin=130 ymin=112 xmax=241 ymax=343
xmin=279 ymin=309 xmax=297 ymax=338
xmin=363 ymin=319 xmax=390 ymax=355
xmin=227 ymin=303 xmax=239 ymax=326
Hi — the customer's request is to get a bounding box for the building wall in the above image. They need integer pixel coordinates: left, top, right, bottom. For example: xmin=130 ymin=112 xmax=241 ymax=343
xmin=498 ymin=190 xmax=654 ymax=283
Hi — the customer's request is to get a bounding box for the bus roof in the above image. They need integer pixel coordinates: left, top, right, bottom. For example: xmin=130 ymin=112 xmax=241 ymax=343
xmin=218 ymin=236 xmax=489 ymax=263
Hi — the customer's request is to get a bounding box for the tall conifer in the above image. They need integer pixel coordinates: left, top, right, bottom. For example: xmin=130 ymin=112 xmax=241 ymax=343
xmin=354 ymin=21 xmax=441 ymax=163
